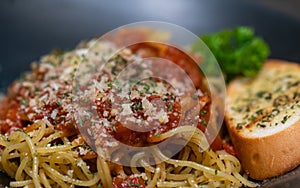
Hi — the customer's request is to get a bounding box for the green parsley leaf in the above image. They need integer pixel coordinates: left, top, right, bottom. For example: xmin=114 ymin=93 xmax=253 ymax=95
xmin=192 ymin=26 xmax=270 ymax=82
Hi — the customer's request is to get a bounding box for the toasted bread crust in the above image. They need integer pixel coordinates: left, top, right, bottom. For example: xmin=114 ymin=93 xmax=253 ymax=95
xmin=225 ymin=59 xmax=300 ymax=180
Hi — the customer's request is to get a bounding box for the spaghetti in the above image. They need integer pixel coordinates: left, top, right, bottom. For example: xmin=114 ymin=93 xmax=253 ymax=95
xmin=0 ymin=121 xmax=101 ymax=188
xmin=0 ymin=121 xmax=258 ymax=187
xmin=0 ymin=30 xmax=258 ymax=187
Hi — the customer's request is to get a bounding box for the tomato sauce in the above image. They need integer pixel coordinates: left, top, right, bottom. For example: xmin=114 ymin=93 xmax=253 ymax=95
xmin=0 ymin=98 xmax=24 ymax=134
xmin=0 ymin=37 xmax=235 ymax=188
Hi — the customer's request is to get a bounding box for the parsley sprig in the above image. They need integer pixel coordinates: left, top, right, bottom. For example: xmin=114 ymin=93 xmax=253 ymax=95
xmin=193 ymin=26 xmax=270 ymax=82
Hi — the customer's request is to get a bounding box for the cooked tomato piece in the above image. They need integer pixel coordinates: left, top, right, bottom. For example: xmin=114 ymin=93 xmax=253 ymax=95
xmin=113 ymin=176 xmax=146 ymax=188
xmin=210 ymin=134 xmax=237 ymax=156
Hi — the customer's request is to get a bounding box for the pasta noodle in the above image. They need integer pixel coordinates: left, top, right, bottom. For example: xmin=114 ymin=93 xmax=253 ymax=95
xmin=0 ymin=120 xmax=258 ymax=187
xmin=0 ymin=121 xmax=102 ymax=188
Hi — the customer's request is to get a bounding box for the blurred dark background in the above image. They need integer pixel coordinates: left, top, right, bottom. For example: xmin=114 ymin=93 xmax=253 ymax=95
xmin=254 ymin=0 xmax=300 ymax=20
xmin=0 ymin=0 xmax=300 ymax=94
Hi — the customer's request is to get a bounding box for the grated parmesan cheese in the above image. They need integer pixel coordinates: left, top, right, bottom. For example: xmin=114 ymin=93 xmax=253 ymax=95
xmin=121 ymin=103 xmax=133 ymax=116
xmin=78 ymin=147 xmax=88 ymax=156
xmin=50 ymin=109 xmax=58 ymax=119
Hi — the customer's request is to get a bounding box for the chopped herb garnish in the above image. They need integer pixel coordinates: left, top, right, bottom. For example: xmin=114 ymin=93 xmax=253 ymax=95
xmin=293 ymin=92 xmax=300 ymax=100
xmin=232 ymin=106 xmax=243 ymax=113
xmin=255 ymin=109 xmax=263 ymax=115
xmin=215 ymin=169 xmax=218 ymax=175
xmin=168 ymin=103 xmax=173 ymax=112
xmin=236 ymin=123 xmax=244 ymax=130
xmin=56 ymin=101 xmax=62 ymax=106
xmin=200 ymin=109 xmax=208 ymax=115
xmin=201 ymin=119 xmax=207 ymax=126
xmin=20 ymin=99 xmax=28 ymax=105
xmin=113 ymin=78 xmax=120 ymax=85
xmin=116 ymin=88 xmax=122 ymax=93
xmin=128 ymin=182 xmax=142 ymax=188
xmin=135 ymin=101 xmax=142 ymax=111
xmin=264 ymin=92 xmax=272 ymax=100
xmin=150 ymin=80 xmax=157 ymax=87
xmin=256 ymin=91 xmax=266 ymax=98
xmin=162 ymin=97 xmax=169 ymax=102
xmin=78 ymin=118 xmax=84 ymax=127
xmin=271 ymin=109 xmax=280 ymax=116
xmin=192 ymin=94 xmax=199 ymax=100
xmin=111 ymin=124 xmax=117 ymax=132
xmin=248 ymin=115 xmax=256 ymax=121
xmin=273 ymin=95 xmax=289 ymax=107
xmin=256 ymin=123 xmax=266 ymax=128
xmin=143 ymin=84 xmax=150 ymax=93
xmin=107 ymin=82 xmax=113 ymax=88
xmin=200 ymin=181 xmax=209 ymax=186
xmin=281 ymin=115 xmax=290 ymax=124
xmin=34 ymin=87 xmax=41 ymax=92
xmin=84 ymin=98 xmax=89 ymax=103
xmin=154 ymin=132 xmax=161 ymax=137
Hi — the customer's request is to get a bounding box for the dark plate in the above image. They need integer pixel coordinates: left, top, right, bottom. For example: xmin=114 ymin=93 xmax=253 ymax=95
xmin=0 ymin=0 xmax=299 ymax=187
